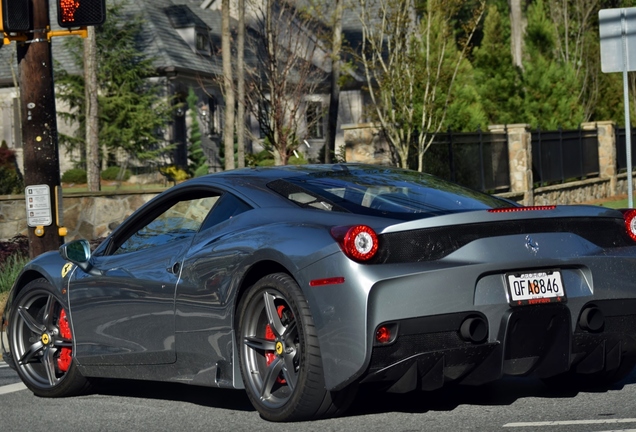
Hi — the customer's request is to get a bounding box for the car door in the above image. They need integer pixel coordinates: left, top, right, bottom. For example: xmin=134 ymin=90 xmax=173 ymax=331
xmin=68 ymin=191 xmax=220 ymax=366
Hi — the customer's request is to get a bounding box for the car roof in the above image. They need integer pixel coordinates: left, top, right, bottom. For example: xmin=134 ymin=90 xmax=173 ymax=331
xmin=167 ymin=164 xmax=363 ymax=209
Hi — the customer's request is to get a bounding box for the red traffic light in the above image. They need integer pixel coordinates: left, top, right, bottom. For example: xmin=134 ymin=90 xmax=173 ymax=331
xmin=57 ymin=0 xmax=106 ymax=28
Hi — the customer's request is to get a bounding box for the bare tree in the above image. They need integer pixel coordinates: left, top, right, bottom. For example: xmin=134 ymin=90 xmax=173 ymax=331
xmin=222 ymin=0 xmax=236 ymax=170
xmin=245 ymin=0 xmax=328 ymax=165
xmin=325 ymin=0 xmax=343 ymax=163
xmin=353 ymin=0 xmax=485 ymax=170
xmin=509 ymin=0 xmax=526 ymax=70
xmin=415 ymin=0 xmax=485 ymax=172
xmin=548 ymin=0 xmax=600 ymax=121
xmin=236 ymin=0 xmax=246 ymax=168
xmin=85 ymin=26 xmax=100 ymax=191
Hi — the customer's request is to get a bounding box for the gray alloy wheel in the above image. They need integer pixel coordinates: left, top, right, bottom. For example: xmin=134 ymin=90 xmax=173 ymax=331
xmin=9 ymin=278 xmax=90 ymax=397
xmin=237 ymin=273 xmax=355 ymax=422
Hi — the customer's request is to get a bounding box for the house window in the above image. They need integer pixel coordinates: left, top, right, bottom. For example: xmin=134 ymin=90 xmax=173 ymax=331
xmin=196 ymin=32 xmax=210 ymax=54
xmin=206 ymin=97 xmax=218 ymax=136
xmin=306 ymin=101 xmax=324 ymax=139
xmin=259 ymin=100 xmax=271 ymax=139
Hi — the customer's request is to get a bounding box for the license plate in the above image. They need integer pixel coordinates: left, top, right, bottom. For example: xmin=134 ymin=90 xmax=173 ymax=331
xmin=506 ymin=270 xmax=565 ymax=306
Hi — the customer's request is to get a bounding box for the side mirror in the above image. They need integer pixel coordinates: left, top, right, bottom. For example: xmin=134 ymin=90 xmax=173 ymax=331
xmin=59 ymin=240 xmax=100 ymax=275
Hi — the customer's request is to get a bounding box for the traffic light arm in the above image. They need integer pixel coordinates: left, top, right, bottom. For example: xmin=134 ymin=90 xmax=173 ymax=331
xmin=48 ymin=27 xmax=87 ymax=40
xmin=2 ymin=32 xmax=26 ymax=44
xmin=1 ymin=27 xmax=87 ymax=45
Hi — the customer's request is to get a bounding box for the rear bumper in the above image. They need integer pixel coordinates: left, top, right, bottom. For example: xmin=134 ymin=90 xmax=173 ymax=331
xmin=360 ymin=300 xmax=636 ymax=392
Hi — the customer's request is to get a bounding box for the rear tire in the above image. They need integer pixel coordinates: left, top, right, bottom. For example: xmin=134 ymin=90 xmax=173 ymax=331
xmin=237 ymin=273 xmax=355 ymax=422
xmin=9 ymin=278 xmax=90 ymax=397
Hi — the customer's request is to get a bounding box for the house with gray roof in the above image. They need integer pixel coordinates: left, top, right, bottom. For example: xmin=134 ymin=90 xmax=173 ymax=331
xmin=0 ymin=0 xmax=371 ymax=176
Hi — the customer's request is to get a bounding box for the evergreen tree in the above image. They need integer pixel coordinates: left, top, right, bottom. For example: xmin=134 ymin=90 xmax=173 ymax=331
xmin=522 ymin=0 xmax=584 ymax=129
xmin=443 ymin=56 xmax=488 ymax=132
xmin=186 ymin=89 xmax=209 ymax=177
xmin=55 ymin=1 xmax=174 ymax=167
xmin=472 ymin=4 xmax=524 ymax=125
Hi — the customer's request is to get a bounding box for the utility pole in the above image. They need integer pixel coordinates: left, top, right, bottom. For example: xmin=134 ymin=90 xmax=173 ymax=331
xmin=18 ymin=0 xmax=63 ymax=258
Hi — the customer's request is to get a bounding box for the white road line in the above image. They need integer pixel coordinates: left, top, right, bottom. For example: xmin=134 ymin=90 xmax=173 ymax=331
xmin=0 ymin=382 xmax=26 ymax=395
xmin=504 ymin=419 xmax=636 ymax=427
xmin=595 ymin=430 xmax=636 ymax=432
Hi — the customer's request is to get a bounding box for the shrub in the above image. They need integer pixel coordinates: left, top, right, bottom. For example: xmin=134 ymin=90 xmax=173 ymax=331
xmin=159 ymin=165 xmax=189 ymax=182
xmin=0 ymin=253 xmax=29 ymax=294
xmin=0 ymin=235 xmax=29 ymax=295
xmin=61 ymin=168 xmax=87 ymax=183
xmin=0 ymin=235 xmax=29 ymax=264
xmin=256 ymin=158 xmax=276 ymax=167
xmin=101 ymin=166 xmax=132 ymax=181
xmin=0 ymin=143 xmax=24 ymax=194
xmin=289 ymin=154 xmax=307 ymax=165
xmin=0 ymin=165 xmax=24 ymax=194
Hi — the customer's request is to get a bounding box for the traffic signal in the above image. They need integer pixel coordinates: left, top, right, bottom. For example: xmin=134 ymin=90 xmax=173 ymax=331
xmin=0 ymin=0 xmax=31 ymax=32
xmin=57 ymin=0 xmax=106 ymax=28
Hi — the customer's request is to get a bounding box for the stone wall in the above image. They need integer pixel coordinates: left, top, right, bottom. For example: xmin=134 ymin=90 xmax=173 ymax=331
xmin=0 ymin=190 xmax=162 ymax=241
xmin=343 ymin=121 xmax=634 ymax=206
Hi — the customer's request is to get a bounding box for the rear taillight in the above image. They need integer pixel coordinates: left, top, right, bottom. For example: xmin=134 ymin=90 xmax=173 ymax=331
xmin=331 ymin=225 xmax=379 ymax=262
xmin=621 ymin=209 xmax=636 ymax=242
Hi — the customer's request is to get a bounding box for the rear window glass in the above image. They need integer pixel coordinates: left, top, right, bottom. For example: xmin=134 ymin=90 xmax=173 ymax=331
xmin=267 ymin=166 xmax=511 ymax=220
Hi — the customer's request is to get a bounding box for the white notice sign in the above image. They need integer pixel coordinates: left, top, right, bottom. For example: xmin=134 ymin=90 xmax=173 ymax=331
xmin=599 ymin=8 xmax=636 ymax=73
xmin=25 ymin=185 xmax=52 ymax=227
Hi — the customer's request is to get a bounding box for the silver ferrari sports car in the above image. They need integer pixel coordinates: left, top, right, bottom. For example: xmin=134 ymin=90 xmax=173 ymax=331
xmin=3 ymin=164 xmax=636 ymax=422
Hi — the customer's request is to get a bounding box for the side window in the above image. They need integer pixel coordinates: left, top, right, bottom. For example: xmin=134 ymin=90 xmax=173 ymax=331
xmin=200 ymin=193 xmax=252 ymax=231
xmin=114 ymin=196 xmax=220 ymax=255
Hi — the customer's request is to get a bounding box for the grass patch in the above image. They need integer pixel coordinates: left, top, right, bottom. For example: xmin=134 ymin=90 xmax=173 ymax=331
xmin=0 ymin=254 xmax=29 ymax=315
xmin=586 ymin=194 xmax=633 ymax=209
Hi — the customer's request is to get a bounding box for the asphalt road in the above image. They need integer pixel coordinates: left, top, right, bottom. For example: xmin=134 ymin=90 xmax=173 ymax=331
xmin=3 ymin=359 xmax=636 ymax=432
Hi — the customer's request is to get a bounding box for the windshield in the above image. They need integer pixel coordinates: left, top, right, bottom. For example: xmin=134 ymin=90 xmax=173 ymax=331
xmin=267 ymin=166 xmax=512 ymax=221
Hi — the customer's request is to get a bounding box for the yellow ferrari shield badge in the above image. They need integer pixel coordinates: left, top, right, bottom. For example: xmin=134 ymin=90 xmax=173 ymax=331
xmin=61 ymin=263 xmax=74 ymax=278
xmin=275 ymin=341 xmax=284 ymax=355
xmin=41 ymin=333 xmax=50 ymax=345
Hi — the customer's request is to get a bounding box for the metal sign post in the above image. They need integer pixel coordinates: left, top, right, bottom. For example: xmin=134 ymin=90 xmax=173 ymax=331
xmin=600 ymin=7 xmax=636 ymax=208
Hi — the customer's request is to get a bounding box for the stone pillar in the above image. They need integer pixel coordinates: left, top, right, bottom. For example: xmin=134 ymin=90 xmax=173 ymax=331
xmin=584 ymin=121 xmax=616 ymax=196
xmin=341 ymin=123 xmax=392 ymax=165
xmin=490 ymin=124 xmax=533 ymax=206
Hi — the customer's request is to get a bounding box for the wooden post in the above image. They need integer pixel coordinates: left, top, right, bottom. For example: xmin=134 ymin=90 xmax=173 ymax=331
xmin=18 ymin=0 xmax=63 ymax=257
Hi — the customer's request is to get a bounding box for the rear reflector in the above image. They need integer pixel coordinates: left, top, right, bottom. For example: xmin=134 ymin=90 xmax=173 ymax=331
xmin=488 ymin=205 xmax=556 ymax=213
xmin=374 ymin=323 xmax=398 ymax=345
xmin=309 ymin=277 xmax=345 ymax=287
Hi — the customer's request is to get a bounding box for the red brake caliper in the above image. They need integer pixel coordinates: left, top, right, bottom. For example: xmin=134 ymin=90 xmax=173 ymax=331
xmin=264 ymin=305 xmax=287 ymax=384
xmin=57 ymin=310 xmax=72 ymax=372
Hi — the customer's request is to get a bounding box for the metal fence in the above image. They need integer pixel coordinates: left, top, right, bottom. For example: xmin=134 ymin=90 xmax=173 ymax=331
xmin=421 ymin=128 xmax=510 ymax=193
xmin=531 ymin=126 xmax=599 ymax=187
xmin=616 ymin=127 xmax=636 ymax=172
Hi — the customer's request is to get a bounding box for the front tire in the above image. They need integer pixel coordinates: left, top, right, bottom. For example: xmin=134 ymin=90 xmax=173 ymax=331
xmin=9 ymin=278 xmax=90 ymax=397
xmin=237 ymin=273 xmax=354 ymax=422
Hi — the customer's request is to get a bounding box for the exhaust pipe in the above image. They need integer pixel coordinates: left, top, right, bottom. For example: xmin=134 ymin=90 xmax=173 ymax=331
xmin=460 ymin=316 xmax=488 ymax=343
xmin=579 ymin=306 xmax=604 ymax=332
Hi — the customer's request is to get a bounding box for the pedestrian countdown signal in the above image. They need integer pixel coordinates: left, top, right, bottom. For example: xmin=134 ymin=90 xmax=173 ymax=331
xmin=57 ymin=0 xmax=106 ymax=28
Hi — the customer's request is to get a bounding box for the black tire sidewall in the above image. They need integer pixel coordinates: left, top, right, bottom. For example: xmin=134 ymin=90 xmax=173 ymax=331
xmin=10 ymin=278 xmax=88 ymax=398
xmin=237 ymin=273 xmax=325 ymax=422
